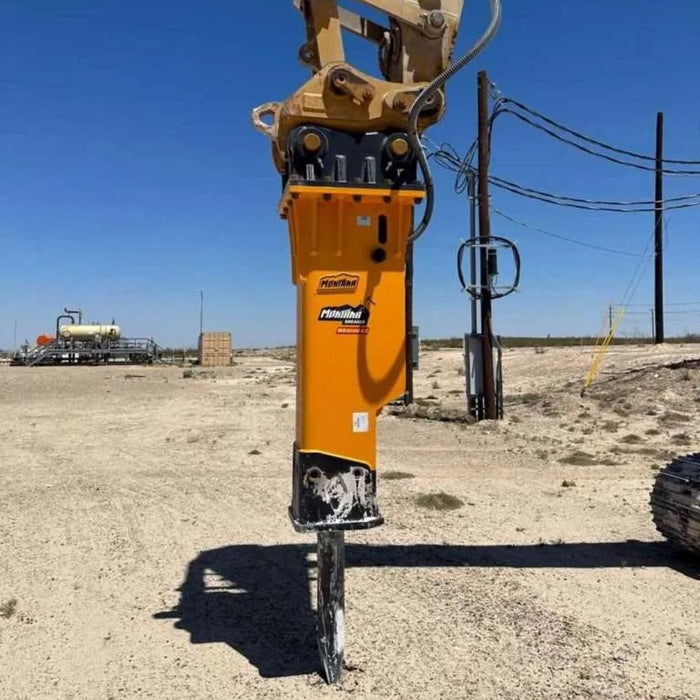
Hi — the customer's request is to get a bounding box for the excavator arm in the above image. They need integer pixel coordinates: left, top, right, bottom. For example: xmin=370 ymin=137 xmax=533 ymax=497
xmin=252 ymin=0 xmax=466 ymax=173
xmin=294 ymin=0 xmax=464 ymax=82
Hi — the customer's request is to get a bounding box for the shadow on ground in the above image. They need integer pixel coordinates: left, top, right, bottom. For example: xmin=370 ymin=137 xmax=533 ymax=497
xmin=154 ymin=540 xmax=698 ymax=679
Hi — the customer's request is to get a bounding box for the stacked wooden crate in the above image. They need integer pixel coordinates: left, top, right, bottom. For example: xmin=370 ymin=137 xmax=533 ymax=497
xmin=198 ymin=332 xmax=231 ymax=367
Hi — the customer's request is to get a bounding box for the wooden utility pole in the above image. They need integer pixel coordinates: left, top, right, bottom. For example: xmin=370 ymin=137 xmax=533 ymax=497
xmin=654 ymin=112 xmax=665 ymax=344
xmin=477 ymin=71 xmax=496 ymax=419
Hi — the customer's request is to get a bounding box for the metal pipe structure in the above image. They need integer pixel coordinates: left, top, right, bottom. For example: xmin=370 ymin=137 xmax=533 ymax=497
xmin=467 ymin=170 xmax=478 ymax=335
xmin=55 ymin=314 xmax=75 ymax=340
xmin=64 ymin=308 xmax=83 ymax=325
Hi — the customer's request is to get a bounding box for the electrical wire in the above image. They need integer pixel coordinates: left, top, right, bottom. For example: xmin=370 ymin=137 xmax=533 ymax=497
xmin=495 ymin=96 xmax=700 ymax=167
xmin=489 ymin=175 xmax=700 ymax=212
xmin=618 ymin=231 xmax=655 ymax=309
xmin=617 ymin=301 xmax=700 ymax=307
xmin=492 ymin=105 xmax=700 ymax=177
xmin=407 ymin=0 xmax=502 ymax=243
xmin=427 ymin=142 xmax=700 ymax=212
xmin=491 ymin=208 xmax=646 ymax=257
xmin=490 ymin=174 xmax=700 ymax=207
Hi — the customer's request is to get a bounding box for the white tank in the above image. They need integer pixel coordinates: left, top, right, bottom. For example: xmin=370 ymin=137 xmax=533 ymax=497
xmin=59 ymin=324 xmax=121 ymax=341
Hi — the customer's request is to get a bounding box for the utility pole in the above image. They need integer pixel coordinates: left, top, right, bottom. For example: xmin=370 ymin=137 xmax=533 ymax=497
xmin=199 ymin=290 xmax=204 ymax=337
xmin=654 ymin=112 xmax=665 ymax=344
xmin=650 ymin=308 xmax=655 ymax=341
xmin=13 ymin=317 xmax=17 ymax=354
xmin=477 ymin=70 xmax=496 ymax=419
xmin=609 ymin=304 xmax=613 ymax=332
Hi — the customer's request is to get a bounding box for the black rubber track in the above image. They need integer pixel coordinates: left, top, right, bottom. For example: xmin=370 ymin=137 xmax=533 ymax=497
xmin=650 ymin=453 xmax=700 ymax=556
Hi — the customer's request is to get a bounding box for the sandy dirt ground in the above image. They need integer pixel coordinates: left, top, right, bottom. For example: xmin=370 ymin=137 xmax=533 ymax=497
xmin=1 ymin=344 xmax=699 ymax=700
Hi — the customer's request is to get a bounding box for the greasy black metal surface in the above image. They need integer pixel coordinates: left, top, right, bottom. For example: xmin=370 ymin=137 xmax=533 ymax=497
xmin=286 ymin=126 xmax=419 ymax=188
xmin=291 ymin=445 xmax=383 ymax=532
xmin=651 ymin=453 xmax=700 ymax=556
xmin=316 ymin=531 xmax=345 ymax=684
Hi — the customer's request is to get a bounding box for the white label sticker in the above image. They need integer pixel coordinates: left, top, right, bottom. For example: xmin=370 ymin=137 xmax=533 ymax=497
xmin=352 ymin=412 xmax=369 ymax=433
xmin=357 ymin=216 xmax=371 ymax=227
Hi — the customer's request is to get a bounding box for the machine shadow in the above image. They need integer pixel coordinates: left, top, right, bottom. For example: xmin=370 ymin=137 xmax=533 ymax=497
xmin=154 ymin=544 xmax=320 ymax=678
xmin=154 ymin=539 xmax=698 ymax=679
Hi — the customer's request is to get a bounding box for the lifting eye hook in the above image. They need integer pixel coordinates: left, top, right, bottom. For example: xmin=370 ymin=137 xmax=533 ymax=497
xmin=251 ymin=102 xmax=281 ymax=138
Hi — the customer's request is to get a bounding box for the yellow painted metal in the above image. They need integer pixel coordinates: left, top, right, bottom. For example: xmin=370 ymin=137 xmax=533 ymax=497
xmin=280 ymin=184 xmax=423 ymax=469
xmin=582 ymin=306 xmax=626 ymax=393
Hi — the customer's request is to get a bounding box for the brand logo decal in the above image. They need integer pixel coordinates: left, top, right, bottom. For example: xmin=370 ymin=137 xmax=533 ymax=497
xmin=318 ymin=304 xmax=370 ymax=327
xmin=317 ymin=273 xmax=360 ymax=294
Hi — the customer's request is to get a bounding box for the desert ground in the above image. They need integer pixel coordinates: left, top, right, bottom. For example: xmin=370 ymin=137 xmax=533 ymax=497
xmin=1 ymin=344 xmax=699 ymax=700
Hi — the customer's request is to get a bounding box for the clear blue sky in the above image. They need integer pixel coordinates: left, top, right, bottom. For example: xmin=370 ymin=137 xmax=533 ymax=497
xmin=2 ymin=0 xmax=699 ymax=349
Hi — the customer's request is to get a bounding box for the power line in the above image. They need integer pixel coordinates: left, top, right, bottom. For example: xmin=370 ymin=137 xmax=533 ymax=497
xmin=489 ymin=175 xmax=700 ymax=212
xmin=494 ymin=97 xmax=700 ymax=174
xmin=616 ymin=301 xmax=700 ymax=308
xmin=492 ymin=106 xmax=700 ymax=177
xmin=617 ymin=230 xmax=655 ymax=309
xmin=427 ymin=143 xmax=700 ymax=212
xmin=491 ymin=207 xmax=645 ymax=257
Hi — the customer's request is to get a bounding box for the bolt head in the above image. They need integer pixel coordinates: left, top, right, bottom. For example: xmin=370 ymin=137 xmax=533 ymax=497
xmin=302 ymin=132 xmax=322 ymax=153
xmin=429 ymin=11 xmax=445 ymax=27
xmin=389 ymin=137 xmax=410 ymax=158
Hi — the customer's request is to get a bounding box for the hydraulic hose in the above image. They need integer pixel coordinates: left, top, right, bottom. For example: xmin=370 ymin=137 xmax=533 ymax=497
xmin=407 ymin=0 xmax=502 ymax=243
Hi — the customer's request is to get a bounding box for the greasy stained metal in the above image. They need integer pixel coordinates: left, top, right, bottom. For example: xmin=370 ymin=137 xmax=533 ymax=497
xmin=317 ymin=531 xmax=345 ymax=683
xmin=291 ymin=448 xmax=382 ymax=531
xmin=651 ymin=453 xmax=700 ymax=556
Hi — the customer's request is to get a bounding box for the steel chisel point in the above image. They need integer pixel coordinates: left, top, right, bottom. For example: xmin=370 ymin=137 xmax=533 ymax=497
xmin=316 ymin=530 xmax=345 ymax=684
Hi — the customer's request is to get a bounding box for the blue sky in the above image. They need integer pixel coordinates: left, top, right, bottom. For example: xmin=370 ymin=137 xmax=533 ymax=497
xmin=1 ymin=0 xmax=699 ymax=348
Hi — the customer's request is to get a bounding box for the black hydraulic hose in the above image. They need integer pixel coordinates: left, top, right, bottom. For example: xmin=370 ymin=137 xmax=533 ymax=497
xmin=457 ymin=240 xmax=469 ymax=291
xmin=407 ymin=0 xmax=502 ymax=243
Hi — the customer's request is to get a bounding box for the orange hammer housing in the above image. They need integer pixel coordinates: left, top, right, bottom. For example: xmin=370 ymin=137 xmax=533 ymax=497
xmin=279 ymin=126 xmax=423 ymax=531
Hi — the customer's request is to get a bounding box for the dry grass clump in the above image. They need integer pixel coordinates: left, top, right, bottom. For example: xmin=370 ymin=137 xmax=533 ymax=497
xmin=659 ymin=411 xmax=692 ymax=425
xmin=505 ymin=393 xmax=542 ymax=406
xmin=382 ymin=471 xmax=415 ymax=480
xmin=415 ymin=492 xmax=464 ymax=511
xmin=0 ymin=598 xmax=17 ymax=618
xmin=621 ymin=434 xmax=643 ymax=444
xmin=671 ymin=433 xmax=692 ymax=446
xmin=388 ymin=403 xmax=473 ymax=424
xmin=559 ymin=450 xmax=598 ymax=466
